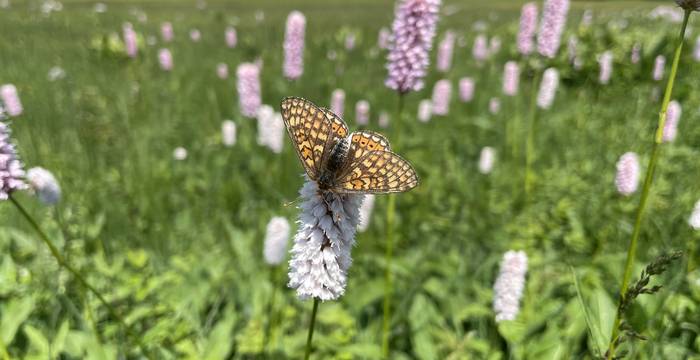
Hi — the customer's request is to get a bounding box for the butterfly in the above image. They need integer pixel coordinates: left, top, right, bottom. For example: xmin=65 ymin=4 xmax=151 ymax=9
xmin=280 ymin=97 xmax=419 ymax=194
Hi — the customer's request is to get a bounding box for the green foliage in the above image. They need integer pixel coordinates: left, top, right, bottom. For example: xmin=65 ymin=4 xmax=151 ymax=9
xmin=0 ymin=1 xmax=698 ymax=359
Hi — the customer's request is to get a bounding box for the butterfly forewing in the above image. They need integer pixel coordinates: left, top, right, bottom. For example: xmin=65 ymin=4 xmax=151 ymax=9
xmin=335 ymin=151 xmax=419 ymax=193
xmin=281 ymin=97 xmax=348 ymax=180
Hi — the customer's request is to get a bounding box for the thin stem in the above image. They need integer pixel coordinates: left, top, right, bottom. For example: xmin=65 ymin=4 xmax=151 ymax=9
xmin=382 ymin=94 xmax=404 ymax=359
xmin=262 ymin=267 xmax=279 ymax=357
xmin=9 ymin=195 xmax=152 ymax=359
xmin=524 ymin=70 xmax=541 ymax=200
xmin=303 ymin=298 xmax=320 ymax=360
xmin=605 ymin=9 xmax=691 ymax=359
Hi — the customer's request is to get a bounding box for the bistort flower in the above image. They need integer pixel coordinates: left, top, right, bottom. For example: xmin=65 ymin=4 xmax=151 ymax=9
xmin=264 ymin=216 xmax=291 ymax=265
xmin=0 ymin=122 xmax=28 ymax=200
xmin=0 ymin=84 xmax=23 ymax=117
xmin=459 ymin=77 xmax=475 ymax=102
xmin=432 ymin=79 xmax=451 ymax=116
xmin=517 ymin=3 xmax=538 ymax=55
xmin=356 ymin=100 xmax=370 ymax=125
xmin=615 ymin=152 xmax=640 ymax=196
xmin=385 ymin=0 xmax=441 ymax=93
xmin=493 ymin=250 xmax=528 ymax=322
xmin=537 ymin=0 xmax=570 ymax=58
xmin=288 ymin=178 xmax=363 ymax=300
xmin=418 ymin=99 xmax=432 ymax=122
xmin=331 ymin=89 xmax=345 ymax=118
xmin=662 ymin=100 xmax=681 ymax=142
xmin=479 ymin=146 xmax=496 ymax=174
xmin=221 ymin=120 xmax=237 ymax=147
xmin=283 ymin=11 xmax=306 ymax=80
xmin=537 ymin=68 xmax=559 ymax=109
xmin=236 ymin=63 xmax=261 ymax=118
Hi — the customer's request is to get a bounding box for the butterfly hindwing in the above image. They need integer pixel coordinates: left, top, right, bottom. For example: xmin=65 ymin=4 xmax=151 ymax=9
xmin=348 ymin=130 xmax=391 ymax=161
xmin=334 ymin=150 xmax=419 ymax=194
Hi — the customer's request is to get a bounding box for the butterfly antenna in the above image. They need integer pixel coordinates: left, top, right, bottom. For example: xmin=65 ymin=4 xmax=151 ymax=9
xmin=284 ymin=197 xmax=302 ymax=208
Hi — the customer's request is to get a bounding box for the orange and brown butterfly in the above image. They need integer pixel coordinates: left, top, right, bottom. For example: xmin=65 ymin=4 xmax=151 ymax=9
xmin=280 ymin=96 xmax=419 ymax=194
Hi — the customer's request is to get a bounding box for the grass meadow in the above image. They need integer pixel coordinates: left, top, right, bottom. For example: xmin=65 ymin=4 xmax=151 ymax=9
xmin=0 ymin=0 xmax=699 ymax=358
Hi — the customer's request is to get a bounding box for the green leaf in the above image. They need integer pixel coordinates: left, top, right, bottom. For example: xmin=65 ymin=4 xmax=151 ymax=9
xmin=1 ymin=296 xmax=35 ymax=344
xmin=202 ymin=309 xmax=237 ymax=360
xmin=23 ymin=324 xmax=50 ymax=359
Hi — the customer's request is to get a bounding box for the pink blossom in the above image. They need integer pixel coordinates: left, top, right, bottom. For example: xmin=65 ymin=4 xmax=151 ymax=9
xmin=459 ymin=77 xmax=475 ymax=103
xmin=283 ymin=11 xmax=306 ymax=80
xmin=472 ymin=34 xmax=489 ymax=62
xmin=615 ymin=152 xmax=640 ymax=196
xmin=537 ymin=0 xmax=570 ymax=58
xmin=378 ymin=27 xmax=391 ymax=49
xmin=161 ymin=22 xmax=173 ymax=42
xmin=0 ymin=84 xmax=23 ymax=117
xmin=517 ymin=3 xmax=538 ymax=55
xmin=489 ymin=97 xmax=501 ymax=114
xmin=598 ymin=51 xmax=613 ymax=85
xmin=225 ymin=26 xmax=237 ymax=48
xmin=236 ymin=63 xmax=261 ymax=118
xmin=663 ymin=100 xmax=681 ymax=142
xmin=123 ymin=23 xmax=138 ymax=58
xmin=216 ymin=63 xmax=228 ymax=79
xmin=432 ymin=79 xmax=451 ymax=116
xmin=418 ymin=99 xmax=432 ymax=122
xmin=355 ymin=100 xmax=370 ymax=125
xmin=537 ymin=68 xmax=559 ymax=109
xmin=652 ymin=55 xmax=665 ymax=81
xmin=385 ymin=0 xmax=441 ymax=93
xmin=436 ymin=31 xmax=456 ymax=72
xmin=190 ymin=29 xmax=201 ymax=42
xmin=503 ymin=61 xmax=519 ymax=96
xmin=158 ymin=48 xmax=173 ymax=71
xmin=331 ymin=89 xmax=345 ymax=118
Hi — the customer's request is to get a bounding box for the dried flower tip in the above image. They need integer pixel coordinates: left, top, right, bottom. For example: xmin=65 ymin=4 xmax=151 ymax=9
xmin=26 ymin=167 xmax=61 ymax=205
xmin=676 ymin=0 xmax=700 ymax=11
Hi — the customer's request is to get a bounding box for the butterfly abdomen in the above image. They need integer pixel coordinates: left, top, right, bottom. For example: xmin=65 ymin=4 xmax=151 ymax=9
xmin=318 ymin=137 xmax=351 ymax=190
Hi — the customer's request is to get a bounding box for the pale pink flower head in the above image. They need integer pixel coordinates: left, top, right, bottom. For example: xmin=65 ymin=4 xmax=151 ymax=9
xmin=472 ymin=34 xmax=489 ymax=62
xmin=123 ymin=23 xmax=138 ymax=58
xmin=598 ymin=50 xmax=613 ymax=85
xmin=221 ymin=120 xmax=237 ymax=147
xmin=417 ymin=99 xmax=432 ymax=122
xmin=436 ymin=30 xmax=456 ymax=72
xmin=216 ymin=63 xmax=228 ymax=79
xmin=190 ymin=29 xmax=201 ymax=42
xmin=0 ymin=122 xmax=28 ymax=200
xmin=225 ymin=26 xmax=237 ymax=48
xmin=489 ymin=36 xmax=502 ymax=55
xmin=493 ymin=250 xmax=528 ymax=322
xmin=355 ymin=100 xmax=370 ymax=125
xmin=345 ymin=33 xmax=356 ymax=50
xmin=385 ymin=0 xmax=441 ymax=93
xmin=158 ymin=48 xmax=173 ymax=71
xmin=264 ymin=216 xmax=291 ymax=265
xmin=663 ymin=100 xmax=681 ymax=142
xmin=537 ymin=0 xmax=570 ymax=58
xmin=236 ymin=63 xmax=261 ymax=118
xmin=378 ymin=111 xmax=390 ymax=128
xmin=694 ymin=36 xmax=700 ymax=62
xmin=537 ymin=68 xmax=559 ymax=109
xmin=517 ymin=3 xmax=538 ymax=55
xmin=0 ymin=84 xmax=23 ymax=117
xmin=459 ymin=77 xmax=475 ymax=102
xmin=489 ymin=97 xmax=501 ymax=114
xmin=503 ymin=61 xmax=519 ymax=96
xmin=257 ymin=105 xmax=285 ymax=154
xmin=283 ymin=11 xmax=306 ymax=80
xmin=615 ymin=152 xmax=640 ymax=196
xmin=652 ymin=55 xmax=666 ymax=81
xmin=378 ymin=27 xmax=391 ymax=49
xmin=287 ymin=178 xmax=363 ymax=300
xmin=431 ymin=79 xmax=451 ymax=116
xmin=331 ymin=89 xmax=345 ymax=118
xmin=161 ymin=22 xmax=173 ymax=42
xmin=688 ymin=199 xmax=700 ymax=229
xmin=479 ymin=146 xmax=496 ymax=174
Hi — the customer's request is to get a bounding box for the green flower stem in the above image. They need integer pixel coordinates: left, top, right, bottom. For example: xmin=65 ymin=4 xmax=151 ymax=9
xmin=9 ymin=195 xmax=152 ymax=359
xmin=303 ymin=298 xmax=320 ymax=360
xmin=606 ymin=9 xmax=691 ymax=359
xmin=524 ymin=70 xmax=542 ymax=200
xmin=382 ymin=94 xmax=405 ymax=358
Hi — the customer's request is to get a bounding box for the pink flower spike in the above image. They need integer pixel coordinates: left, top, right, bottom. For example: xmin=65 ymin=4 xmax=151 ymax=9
xmin=517 ymin=3 xmax=538 ymax=55
xmin=537 ymin=0 xmax=570 ymax=58
xmin=158 ymin=48 xmax=173 ymax=71
xmin=0 ymin=84 xmax=23 ymax=117
xmin=283 ymin=11 xmax=306 ymax=80
xmin=432 ymin=79 xmax=452 ymax=116
xmin=225 ymin=26 xmax=237 ymax=48
xmin=236 ymin=63 xmax=261 ymax=118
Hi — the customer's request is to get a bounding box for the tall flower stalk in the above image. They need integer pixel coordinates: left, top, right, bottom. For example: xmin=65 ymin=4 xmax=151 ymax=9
xmin=383 ymin=1 xmax=439 ymax=357
xmin=605 ymin=8 xmax=691 ymax=359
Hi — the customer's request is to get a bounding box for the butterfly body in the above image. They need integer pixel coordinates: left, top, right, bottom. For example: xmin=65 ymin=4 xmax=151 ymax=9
xmin=281 ymin=97 xmax=419 ymax=194
xmin=318 ymin=137 xmax=351 ymax=191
